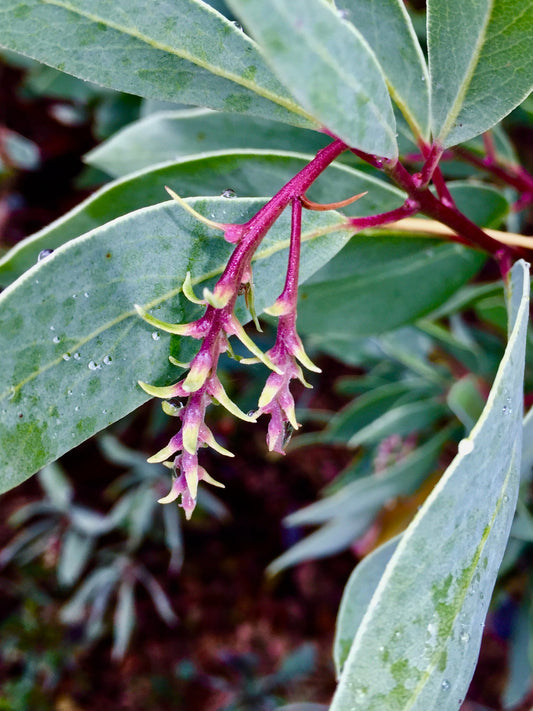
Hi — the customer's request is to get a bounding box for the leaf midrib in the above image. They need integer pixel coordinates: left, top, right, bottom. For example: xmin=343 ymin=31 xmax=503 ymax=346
xmin=42 ymin=0 xmax=314 ymax=123
xmin=436 ymin=0 xmax=494 ymax=142
xmin=0 ymin=216 xmax=347 ymax=403
xmin=272 ymin=0 xmax=396 ymax=147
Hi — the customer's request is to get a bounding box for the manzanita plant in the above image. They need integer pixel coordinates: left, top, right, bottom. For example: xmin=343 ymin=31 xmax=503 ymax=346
xmin=1 ymin=0 xmax=533 ymax=708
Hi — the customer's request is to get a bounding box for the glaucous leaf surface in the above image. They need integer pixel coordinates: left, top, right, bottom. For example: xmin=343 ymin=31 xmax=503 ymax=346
xmin=334 ymin=537 xmax=400 ymax=676
xmin=428 ymin=0 xmax=533 ymax=147
xmin=330 ymin=260 xmax=529 ymax=711
xmin=0 ymin=0 xmax=312 ymax=127
xmin=0 ymin=198 xmax=350 ymax=493
xmin=297 ymin=236 xmax=486 ymax=337
xmin=227 ymin=0 xmax=398 ymax=157
xmin=336 ymin=0 xmax=430 ymax=139
xmin=0 ymin=150 xmax=404 ymax=287
xmin=85 ymin=109 xmax=331 ymax=177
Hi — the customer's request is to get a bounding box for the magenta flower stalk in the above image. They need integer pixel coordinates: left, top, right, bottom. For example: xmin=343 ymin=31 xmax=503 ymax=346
xmin=255 ymin=198 xmax=320 ymax=453
xmin=136 ymin=139 xmax=351 ymax=517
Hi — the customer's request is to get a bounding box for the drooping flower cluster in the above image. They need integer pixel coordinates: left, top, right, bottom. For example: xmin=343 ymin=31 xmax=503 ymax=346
xmin=136 ymin=139 xmax=367 ymax=518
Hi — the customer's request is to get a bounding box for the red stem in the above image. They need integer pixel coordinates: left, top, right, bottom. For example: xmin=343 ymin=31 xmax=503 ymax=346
xmin=218 ymin=139 xmax=348 ymax=289
xmin=382 ymin=159 xmax=530 ymax=273
xmin=348 ymin=200 xmax=419 ymax=230
xmin=280 ymin=198 xmax=303 ymax=305
xmin=454 ymin=146 xmax=533 ymax=202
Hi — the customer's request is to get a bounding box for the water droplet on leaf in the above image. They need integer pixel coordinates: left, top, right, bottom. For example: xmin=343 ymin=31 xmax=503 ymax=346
xmin=441 ymin=680 xmax=451 ymax=691
xmin=221 ymin=188 xmax=237 ymax=198
xmin=103 ymin=355 xmax=112 ymax=365
xmin=151 ymin=331 xmax=161 ymax=341
xmin=88 ymin=360 xmax=99 ymax=370
xmin=52 ymin=336 xmax=60 ymax=344
xmin=62 ymin=353 xmax=71 ymax=361
xmin=73 ymin=353 xmax=81 ymax=361
xmin=38 ymin=249 xmax=53 ymax=262
xmin=458 ymin=438 xmax=474 ymax=455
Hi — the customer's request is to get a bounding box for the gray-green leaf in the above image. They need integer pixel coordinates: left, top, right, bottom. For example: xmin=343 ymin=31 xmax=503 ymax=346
xmin=334 ymin=536 xmax=400 ymax=676
xmin=297 ymin=236 xmax=486 ymax=337
xmin=330 ymin=259 xmax=529 ymax=710
xmin=85 ymin=109 xmax=330 ymax=177
xmin=336 ymin=0 xmax=430 ymax=140
xmin=0 ymin=0 xmax=311 ymax=127
xmin=0 ymin=150 xmax=403 ymax=287
xmin=428 ymin=0 xmax=533 ymax=147
xmin=0 ymin=198 xmax=350 ymax=493
xmin=228 ymin=0 xmax=398 ymax=157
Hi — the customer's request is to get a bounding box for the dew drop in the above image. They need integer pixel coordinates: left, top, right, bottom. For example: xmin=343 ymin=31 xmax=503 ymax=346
xmin=50 ymin=326 xmax=55 ymax=331
xmin=73 ymin=353 xmax=81 ymax=361
xmin=460 ymin=630 xmax=471 ymax=644
xmin=393 ymin=630 xmax=401 ymax=640
xmin=151 ymin=331 xmax=161 ymax=341
xmin=102 ymin=409 xmax=108 ymax=414
xmin=231 ymin=20 xmax=243 ymax=31
xmin=52 ymin=335 xmax=60 ymax=344
xmin=221 ymin=188 xmax=237 ymax=198
xmin=337 ymin=8 xmax=349 ymax=19
xmin=88 ymin=360 xmax=99 ymax=370
xmin=458 ymin=438 xmax=474 ymax=455
xmin=62 ymin=353 xmax=71 ymax=361
xmin=103 ymin=355 xmax=112 ymax=365
xmin=84 ymin=291 xmax=89 ymax=298
xmin=38 ymin=248 xmax=54 ymax=262
xmin=67 ymin=389 xmax=73 ymax=396
xmin=421 ymin=75 xmax=426 ymax=82
xmin=74 ymin=405 xmax=80 ymax=412
xmin=247 ymin=410 xmax=256 ymax=418
xmin=503 ymin=494 xmax=509 ymax=503
xmin=72 ymin=293 xmax=77 ymax=299
xmin=441 ymin=680 xmax=451 ymax=691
